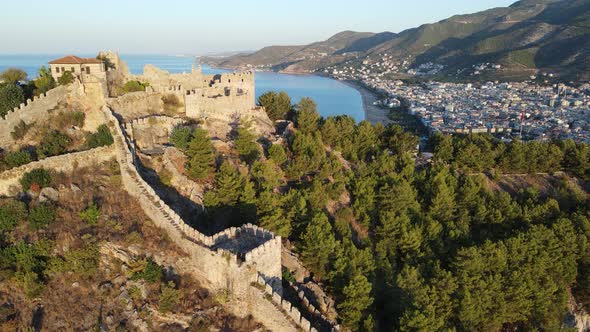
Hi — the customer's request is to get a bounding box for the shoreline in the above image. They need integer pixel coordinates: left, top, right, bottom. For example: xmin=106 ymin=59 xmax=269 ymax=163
xmin=340 ymin=80 xmax=391 ymax=125
xmin=207 ymin=64 xmax=391 ymax=124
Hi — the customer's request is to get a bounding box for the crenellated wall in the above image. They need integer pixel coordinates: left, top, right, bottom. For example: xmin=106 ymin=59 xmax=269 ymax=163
xmin=0 ymin=85 xmax=70 ymax=145
xmin=255 ymin=274 xmax=341 ymax=332
xmin=124 ymin=115 xmax=185 ymax=151
xmin=0 ymin=145 xmax=116 ymax=196
xmin=184 ymin=85 xmax=255 ymax=119
xmin=102 ymin=105 xmax=329 ymax=331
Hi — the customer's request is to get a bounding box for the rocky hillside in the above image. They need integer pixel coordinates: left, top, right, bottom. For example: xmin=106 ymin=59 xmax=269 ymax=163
xmin=205 ymin=0 xmax=590 ymax=81
xmin=0 ymin=161 xmax=262 ymax=331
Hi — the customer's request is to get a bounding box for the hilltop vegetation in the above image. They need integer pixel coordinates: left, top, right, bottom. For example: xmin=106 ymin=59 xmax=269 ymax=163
xmin=163 ymin=90 xmax=590 ymax=331
xmin=205 ymin=0 xmax=590 ymax=81
xmin=0 ymin=162 xmax=262 ymax=331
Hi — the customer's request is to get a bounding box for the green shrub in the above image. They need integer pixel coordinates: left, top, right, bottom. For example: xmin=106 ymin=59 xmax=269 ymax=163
xmin=158 ymin=281 xmax=180 ymax=313
xmin=86 ymin=124 xmax=113 ymax=148
xmin=96 ymin=55 xmax=115 ymax=70
xmin=0 ymin=200 xmax=27 ymax=232
xmin=15 ymin=271 xmax=44 ymax=298
xmin=11 ymin=120 xmax=33 ymax=140
xmin=79 ymin=203 xmax=100 ymax=225
xmin=33 ymin=66 xmax=56 ymax=95
xmin=268 ymin=144 xmax=287 ymax=165
xmin=0 ymin=83 xmax=24 ymax=118
xmin=37 ymin=130 xmax=71 ymax=158
xmin=131 ymin=258 xmax=163 ymax=284
xmin=170 ymin=126 xmax=192 ymax=151
xmin=122 ymin=81 xmax=149 ymax=94
xmin=57 ymin=71 xmax=75 ymax=85
xmin=55 ymin=111 xmax=85 ymax=129
xmin=48 ymin=244 xmax=99 ymax=278
xmin=28 ymin=204 xmax=56 ymax=229
xmin=20 ymin=169 xmax=52 ymax=191
xmin=4 ymin=150 xmax=32 ymax=168
xmin=128 ymin=285 xmax=142 ymax=301
xmin=0 ymin=68 xmax=27 ymax=83
xmin=282 ymin=267 xmax=296 ymax=284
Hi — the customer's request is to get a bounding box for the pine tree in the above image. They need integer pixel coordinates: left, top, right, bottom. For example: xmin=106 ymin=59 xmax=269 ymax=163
xmin=234 ymin=123 xmax=260 ymax=164
xmin=186 ymin=128 xmax=215 ymax=181
xmin=239 ymin=179 xmax=257 ymax=223
xmin=257 ymin=91 xmax=292 ymax=121
xmin=337 ymin=270 xmax=373 ymax=330
xmin=300 ymin=213 xmax=338 ymax=281
xmin=295 ymin=97 xmax=319 ymax=134
xmin=267 ymin=143 xmax=287 ymax=165
xmin=170 ymin=126 xmax=192 ymax=151
xmin=256 ymin=190 xmax=292 ymax=238
xmin=251 ymin=160 xmax=282 ymax=191
xmin=204 ymin=161 xmax=242 ymax=208
xmin=351 ymin=121 xmax=379 ymax=161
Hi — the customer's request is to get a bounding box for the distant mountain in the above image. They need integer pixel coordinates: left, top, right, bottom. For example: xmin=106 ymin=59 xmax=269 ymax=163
xmin=203 ymin=0 xmax=590 ymax=81
xmin=202 ymin=31 xmax=391 ymax=73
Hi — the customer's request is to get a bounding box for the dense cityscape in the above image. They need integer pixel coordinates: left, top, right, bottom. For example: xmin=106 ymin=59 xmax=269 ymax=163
xmin=324 ymin=57 xmax=590 ymax=143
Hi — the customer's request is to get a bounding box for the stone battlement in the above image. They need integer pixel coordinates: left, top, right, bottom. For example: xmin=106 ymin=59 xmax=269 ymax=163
xmin=256 ymin=274 xmax=340 ymax=332
xmin=1 ymin=85 xmax=67 ymax=123
xmin=0 ymin=85 xmax=74 ymax=148
xmin=102 ymin=105 xmax=326 ymax=331
xmin=0 ymin=145 xmax=116 ymax=196
xmin=125 ymin=115 xmax=185 ymax=130
xmin=102 ymin=106 xmax=281 ymax=285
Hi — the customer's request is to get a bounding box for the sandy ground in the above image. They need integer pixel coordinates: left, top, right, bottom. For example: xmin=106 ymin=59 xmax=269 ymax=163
xmin=342 ymin=80 xmax=391 ymax=125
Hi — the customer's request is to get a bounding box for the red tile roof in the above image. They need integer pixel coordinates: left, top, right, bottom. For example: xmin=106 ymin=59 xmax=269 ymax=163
xmin=48 ymin=55 xmax=103 ymax=65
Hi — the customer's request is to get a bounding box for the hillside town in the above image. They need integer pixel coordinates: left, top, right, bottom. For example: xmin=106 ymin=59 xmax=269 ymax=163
xmin=324 ymin=56 xmax=590 ymax=143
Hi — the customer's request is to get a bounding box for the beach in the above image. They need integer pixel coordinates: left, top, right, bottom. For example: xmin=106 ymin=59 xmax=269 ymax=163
xmin=342 ymin=80 xmax=391 ymax=125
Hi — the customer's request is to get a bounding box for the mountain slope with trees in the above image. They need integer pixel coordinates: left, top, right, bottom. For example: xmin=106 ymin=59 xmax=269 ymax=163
xmin=165 ymin=90 xmax=590 ymax=331
xmin=205 ymin=0 xmax=590 ymax=81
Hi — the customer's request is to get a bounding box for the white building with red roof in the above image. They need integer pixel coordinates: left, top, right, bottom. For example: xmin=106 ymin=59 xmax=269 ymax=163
xmin=48 ymin=55 xmax=106 ymax=82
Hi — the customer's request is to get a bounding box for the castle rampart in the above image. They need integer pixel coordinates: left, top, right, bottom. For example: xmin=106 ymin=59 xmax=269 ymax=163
xmin=0 ymin=145 xmax=116 ymax=196
xmin=102 ymin=105 xmax=327 ymax=331
xmin=0 ymin=85 xmax=70 ymax=147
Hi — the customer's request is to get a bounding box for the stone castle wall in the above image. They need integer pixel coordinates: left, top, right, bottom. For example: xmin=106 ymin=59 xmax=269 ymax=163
xmin=137 ymin=66 xmax=256 ymax=121
xmin=107 ymin=91 xmax=164 ymax=120
xmin=0 ymin=85 xmax=70 ymax=146
xmin=103 ymin=105 xmax=326 ymax=331
xmin=184 ymin=86 xmax=255 ymax=119
xmin=103 ymin=106 xmax=282 ymax=287
xmin=0 ymin=146 xmax=116 ymax=196
xmin=124 ymin=115 xmax=185 ymax=150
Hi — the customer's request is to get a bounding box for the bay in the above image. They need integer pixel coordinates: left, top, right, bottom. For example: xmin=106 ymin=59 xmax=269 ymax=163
xmin=0 ymin=54 xmax=364 ymax=121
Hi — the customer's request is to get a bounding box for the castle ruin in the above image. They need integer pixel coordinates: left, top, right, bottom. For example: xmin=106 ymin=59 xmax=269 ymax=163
xmin=0 ymin=52 xmax=336 ymax=331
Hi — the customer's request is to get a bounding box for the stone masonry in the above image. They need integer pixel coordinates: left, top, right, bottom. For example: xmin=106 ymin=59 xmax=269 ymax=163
xmin=102 ymin=105 xmax=334 ymax=331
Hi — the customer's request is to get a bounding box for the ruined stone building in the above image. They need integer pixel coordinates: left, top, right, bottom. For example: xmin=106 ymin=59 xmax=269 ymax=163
xmin=138 ymin=64 xmax=257 ymax=119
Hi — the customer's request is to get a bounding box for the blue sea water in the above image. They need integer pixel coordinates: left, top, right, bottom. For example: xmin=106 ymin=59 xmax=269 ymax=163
xmin=0 ymin=54 xmax=364 ymax=121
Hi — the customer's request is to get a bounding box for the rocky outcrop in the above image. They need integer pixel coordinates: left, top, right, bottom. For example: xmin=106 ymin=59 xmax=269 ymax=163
xmin=567 ymin=292 xmax=590 ymax=332
xmin=162 ymin=147 xmax=205 ymax=208
xmin=125 ymin=115 xmax=185 ymax=151
xmin=107 ymin=91 xmax=164 ymax=120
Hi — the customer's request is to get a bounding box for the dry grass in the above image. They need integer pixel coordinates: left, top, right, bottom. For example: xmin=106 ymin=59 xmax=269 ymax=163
xmin=0 ymin=161 xmax=263 ymax=331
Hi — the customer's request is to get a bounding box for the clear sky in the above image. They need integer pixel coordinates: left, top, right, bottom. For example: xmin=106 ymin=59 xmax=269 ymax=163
xmin=1 ymin=0 xmax=516 ymax=54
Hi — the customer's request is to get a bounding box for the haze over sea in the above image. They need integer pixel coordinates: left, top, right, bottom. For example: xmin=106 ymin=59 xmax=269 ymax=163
xmin=0 ymin=54 xmax=364 ymax=121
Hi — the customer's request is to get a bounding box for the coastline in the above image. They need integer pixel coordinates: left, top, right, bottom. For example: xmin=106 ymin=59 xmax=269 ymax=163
xmin=207 ymin=63 xmax=391 ymax=124
xmin=341 ymin=80 xmax=391 ymax=125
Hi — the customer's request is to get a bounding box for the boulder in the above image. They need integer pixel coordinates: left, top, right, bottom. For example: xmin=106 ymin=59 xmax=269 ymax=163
xmin=39 ymin=187 xmax=59 ymax=202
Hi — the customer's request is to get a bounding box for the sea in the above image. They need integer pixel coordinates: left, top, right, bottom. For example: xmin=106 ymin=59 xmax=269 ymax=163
xmin=0 ymin=54 xmax=364 ymax=121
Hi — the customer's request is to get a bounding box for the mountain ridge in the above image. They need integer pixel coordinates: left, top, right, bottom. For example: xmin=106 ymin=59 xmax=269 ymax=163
xmin=202 ymin=0 xmax=590 ymax=81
